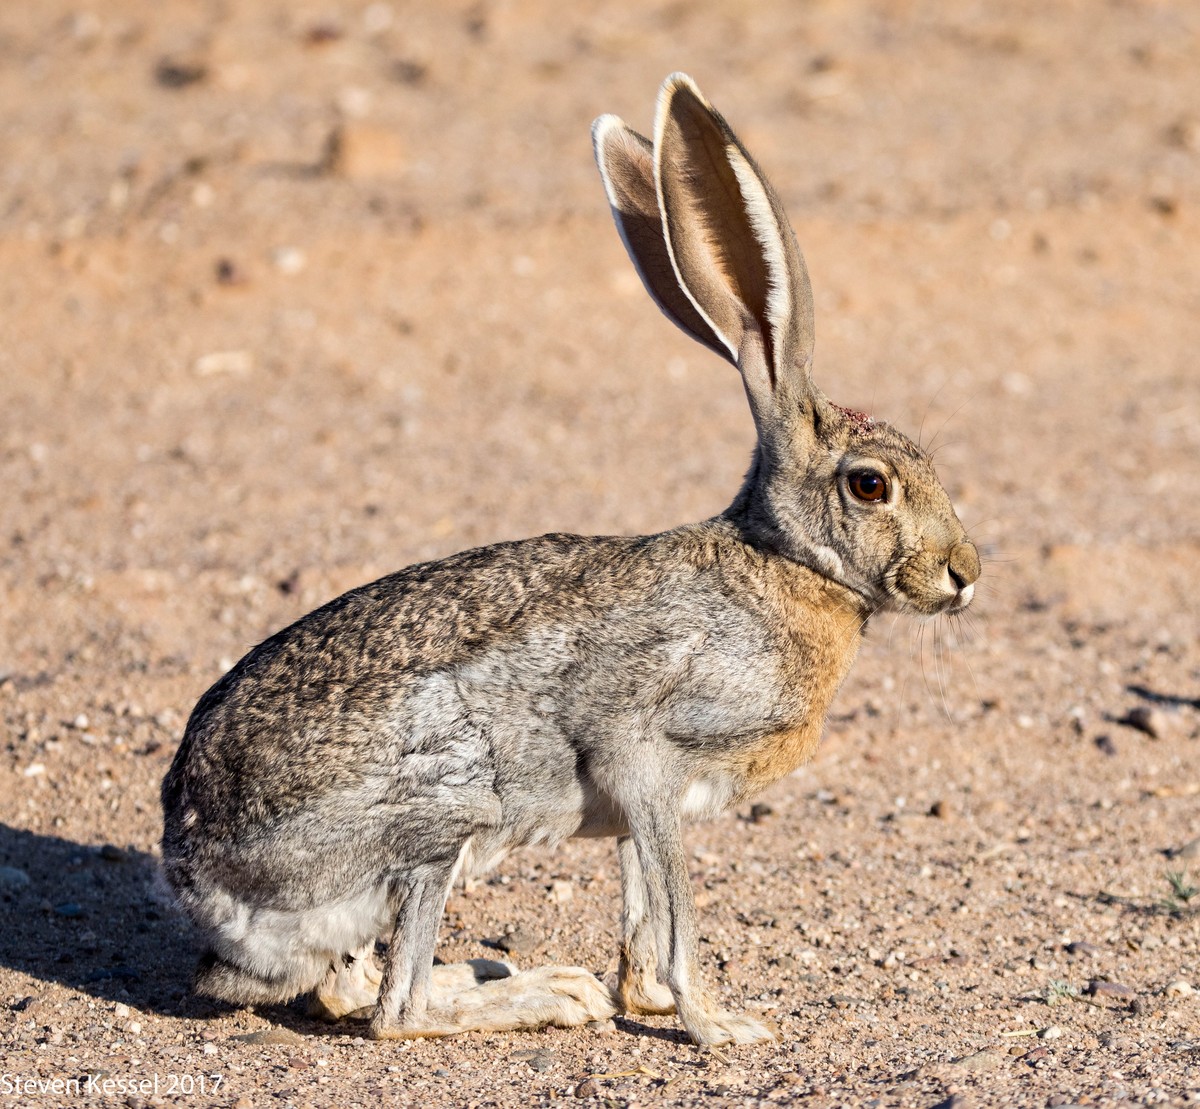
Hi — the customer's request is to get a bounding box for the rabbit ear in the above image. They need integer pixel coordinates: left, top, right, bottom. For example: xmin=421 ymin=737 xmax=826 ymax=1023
xmin=653 ymin=73 xmax=816 ymax=411
xmin=592 ymin=114 xmax=729 ymax=360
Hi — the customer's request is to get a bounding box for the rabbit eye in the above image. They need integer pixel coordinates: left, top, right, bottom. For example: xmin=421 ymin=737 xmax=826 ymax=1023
xmin=848 ymin=470 xmax=888 ymax=503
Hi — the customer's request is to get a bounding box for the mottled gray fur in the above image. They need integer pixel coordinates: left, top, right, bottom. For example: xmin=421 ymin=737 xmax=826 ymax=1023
xmin=162 ymin=73 xmax=979 ymax=1045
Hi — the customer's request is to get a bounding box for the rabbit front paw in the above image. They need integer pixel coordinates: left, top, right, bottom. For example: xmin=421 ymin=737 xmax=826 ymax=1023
xmin=616 ymin=971 xmax=676 ymax=1016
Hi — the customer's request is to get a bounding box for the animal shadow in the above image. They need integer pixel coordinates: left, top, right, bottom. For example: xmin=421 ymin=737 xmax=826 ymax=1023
xmin=0 ymin=822 xmax=207 ymax=1018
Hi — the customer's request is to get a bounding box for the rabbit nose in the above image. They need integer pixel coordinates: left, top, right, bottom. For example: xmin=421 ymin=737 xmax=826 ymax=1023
xmin=947 ymin=541 xmax=980 ymax=591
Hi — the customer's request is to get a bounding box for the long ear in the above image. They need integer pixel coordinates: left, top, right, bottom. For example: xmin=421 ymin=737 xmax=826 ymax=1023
xmin=653 ymin=73 xmax=815 ymax=410
xmin=592 ymin=114 xmax=728 ymax=360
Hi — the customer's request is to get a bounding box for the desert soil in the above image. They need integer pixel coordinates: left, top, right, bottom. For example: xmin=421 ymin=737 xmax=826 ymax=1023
xmin=2 ymin=2 xmax=1199 ymax=1107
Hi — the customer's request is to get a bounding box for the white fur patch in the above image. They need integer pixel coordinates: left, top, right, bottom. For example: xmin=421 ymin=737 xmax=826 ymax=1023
xmin=202 ymin=881 xmax=394 ymax=982
xmin=681 ymin=776 xmax=734 ymax=822
xmin=728 ymin=149 xmax=790 ymax=365
xmin=810 ymin=543 xmax=846 ymax=581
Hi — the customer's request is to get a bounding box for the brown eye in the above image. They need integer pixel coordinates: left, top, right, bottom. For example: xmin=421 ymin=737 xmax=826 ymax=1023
xmin=849 ymin=470 xmax=888 ymax=503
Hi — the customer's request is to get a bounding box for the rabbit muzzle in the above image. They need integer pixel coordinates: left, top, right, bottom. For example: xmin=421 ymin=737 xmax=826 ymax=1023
xmin=889 ymin=536 xmax=980 ymax=616
xmin=944 ymin=540 xmax=981 ymax=612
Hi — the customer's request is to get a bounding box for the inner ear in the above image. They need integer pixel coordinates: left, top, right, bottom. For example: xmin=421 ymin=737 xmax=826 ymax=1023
xmin=654 ymin=74 xmax=815 ymax=400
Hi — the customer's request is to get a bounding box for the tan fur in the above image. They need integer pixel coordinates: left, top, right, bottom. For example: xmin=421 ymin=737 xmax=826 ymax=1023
xmin=730 ymin=564 xmax=867 ymax=795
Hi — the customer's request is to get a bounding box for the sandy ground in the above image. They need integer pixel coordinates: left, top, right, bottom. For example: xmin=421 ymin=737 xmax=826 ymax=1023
xmin=2 ymin=1 xmax=1199 ymax=1106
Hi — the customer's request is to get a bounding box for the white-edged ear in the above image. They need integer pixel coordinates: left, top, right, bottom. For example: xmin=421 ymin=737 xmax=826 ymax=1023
xmin=592 ymin=114 xmax=728 ymax=361
xmin=652 ymin=73 xmax=815 ymax=403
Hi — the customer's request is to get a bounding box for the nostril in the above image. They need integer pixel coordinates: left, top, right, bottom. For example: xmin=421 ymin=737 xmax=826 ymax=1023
xmin=947 ymin=542 xmax=981 ymax=590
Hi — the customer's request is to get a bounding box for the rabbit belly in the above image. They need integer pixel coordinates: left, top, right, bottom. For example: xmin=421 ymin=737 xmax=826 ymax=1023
xmin=174 ymin=873 xmax=396 ymax=1001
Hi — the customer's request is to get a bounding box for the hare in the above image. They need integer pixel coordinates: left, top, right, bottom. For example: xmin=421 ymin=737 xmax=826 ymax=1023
xmin=161 ymin=73 xmax=979 ymax=1047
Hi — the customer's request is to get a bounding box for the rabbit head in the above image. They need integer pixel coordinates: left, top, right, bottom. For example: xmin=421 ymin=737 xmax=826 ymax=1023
xmin=594 ymin=74 xmax=978 ymax=619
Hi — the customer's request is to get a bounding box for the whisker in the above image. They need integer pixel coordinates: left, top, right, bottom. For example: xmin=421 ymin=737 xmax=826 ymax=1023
xmin=933 ymin=619 xmax=953 ymax=722
xmin=926 ymin=392 xmax=980 ymax=457
xmin=918 ymin=378 xmax=954 ymax=451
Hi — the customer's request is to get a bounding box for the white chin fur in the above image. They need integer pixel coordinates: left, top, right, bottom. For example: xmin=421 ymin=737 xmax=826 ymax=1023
xmin=947 ymin=582 xmax=974 ymax=612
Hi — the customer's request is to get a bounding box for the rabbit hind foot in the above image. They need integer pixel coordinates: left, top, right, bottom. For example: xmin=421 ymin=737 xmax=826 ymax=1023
xmin=369 ymin=964 xmax=618 ymax=1040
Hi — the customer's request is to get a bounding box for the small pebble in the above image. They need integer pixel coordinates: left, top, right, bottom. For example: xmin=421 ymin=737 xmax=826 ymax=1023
xmin=575 ymin=1078 xmax=600 ymax=1098
xmin=497 ymin=928 xmax=539 ymax=956
xmin=1040 ymin=1024 xmax=1063 ymax=1039
xmin=0 ymin=866 xmax=31 ymax=890
xmin=1171 ymin=837 xmax=1200 ymax=860
xmin=749 ymin=802 xmax=774 ymax=823
xmin=953 ymin=1049 xmax=1002 ymax=1072
xmin=1165 ymin=979 xmax=1194 ymax=998
xmin=1065 ymin=941 xmax=1100 ymax=958
xmin=155 ymin=56 xmax=208 ymax=88
xmin=1119 ymin=705 xmax=1166 ymax=738
xmin=324 ymin=122 xmax=406 ymax=179
xmin=1093 ymin=734 xmax=1117 ymax=756
xmin=273 ymin=247 xmax=306 ymax=275
xmin=202 ymin=1042 xmax=218 ymax=1055
xmin=215 ymin=258 xmax=248 ymax=286
xmin=586 ymin=1019 xmax=616 ymax=1033
xmin=54 ymin=901 xmax=84 ymax=918
xmin=1087 ymin=980 xmax=1134 ymax=998
xmin=929 ymin=799 xmax=952 ymax=819
xmin=548 ymin=879 xmax=574 ymax=904
xmin=99 ymin=844 xmax=128 ymax=862
xmin=114 ymin=1002 xmax=131 ymax=1019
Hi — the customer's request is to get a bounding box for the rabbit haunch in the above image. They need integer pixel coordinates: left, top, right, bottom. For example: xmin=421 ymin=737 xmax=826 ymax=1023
xmin=163 ymin=72 xmax=978 ymax=1046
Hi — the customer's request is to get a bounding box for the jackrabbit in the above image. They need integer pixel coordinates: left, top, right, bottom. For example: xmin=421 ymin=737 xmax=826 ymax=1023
xmin=162 ymin=73 xmax=979 ymax=1046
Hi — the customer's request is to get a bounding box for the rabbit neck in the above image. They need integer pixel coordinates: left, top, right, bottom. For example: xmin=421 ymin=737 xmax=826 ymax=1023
xmin=680 ymin=515 xmax=869 ymax=798
xmin=721 ymin=443 xmax=878 ymax=615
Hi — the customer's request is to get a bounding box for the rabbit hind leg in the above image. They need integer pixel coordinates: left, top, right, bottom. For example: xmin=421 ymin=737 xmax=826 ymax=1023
xmin=426 ymin=965 xmax=617 ymax=1035
xmin=370 ymin=903 xmax=616 ymax=1038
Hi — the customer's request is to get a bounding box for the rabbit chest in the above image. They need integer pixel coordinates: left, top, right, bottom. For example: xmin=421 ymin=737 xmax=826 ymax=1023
xmin=660 ymin=554 xmax=868 ymax=807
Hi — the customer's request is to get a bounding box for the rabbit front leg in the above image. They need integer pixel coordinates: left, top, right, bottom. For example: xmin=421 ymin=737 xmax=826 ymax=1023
xmin=628 ymin=804 xmax=776 ymax=1046
xmin=616 ymin=835 xmax=675 ymax=1015
xmin=369 ymin=865 xmax=458 ymax=1039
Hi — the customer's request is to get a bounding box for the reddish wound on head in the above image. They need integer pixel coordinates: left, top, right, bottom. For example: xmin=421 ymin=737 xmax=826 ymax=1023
xmin=832 ymin=403 xmax=874 ymax=431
